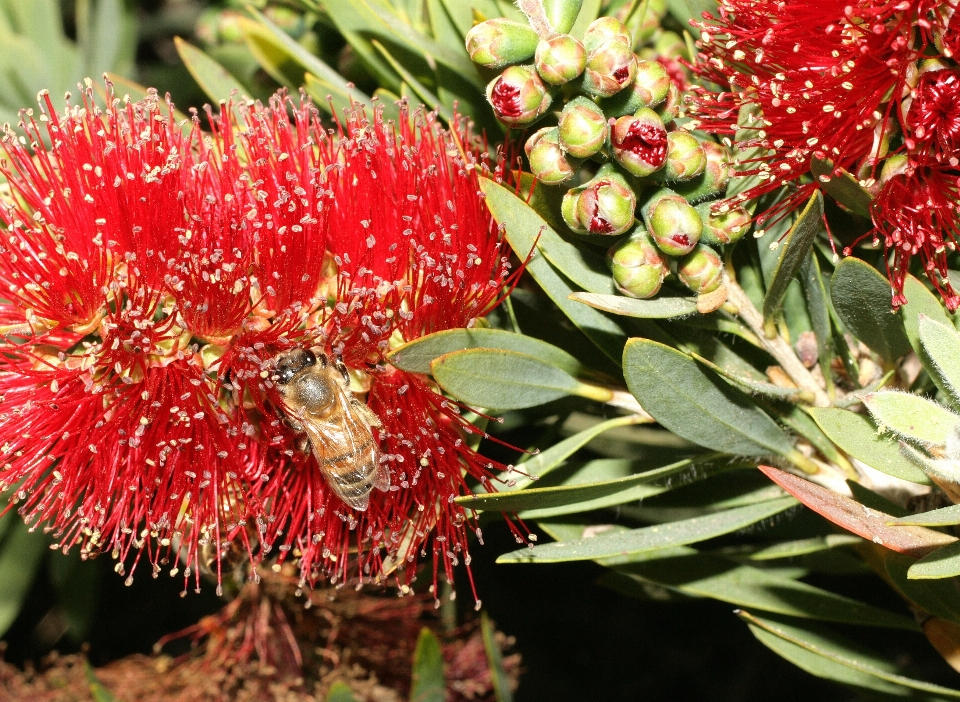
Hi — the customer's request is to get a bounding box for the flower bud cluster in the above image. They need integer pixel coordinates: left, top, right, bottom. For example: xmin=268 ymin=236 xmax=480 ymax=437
xmin=466 ymin=2 xmax=750 ymax=301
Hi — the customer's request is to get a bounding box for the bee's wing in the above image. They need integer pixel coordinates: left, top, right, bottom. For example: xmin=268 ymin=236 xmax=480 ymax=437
xmin=297 ymin=388 xmax=388 ymax=511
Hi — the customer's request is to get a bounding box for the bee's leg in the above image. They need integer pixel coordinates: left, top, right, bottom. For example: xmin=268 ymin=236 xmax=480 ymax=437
xmin=295 ymin=434 xmax=311 ymax=454
xmin=284 ymin=416 xmax=306 ymax=433
xmin=309 ymin=346 xmax=329 ymax=367
xmin=335 ymin=355 xmax=349 ymax=385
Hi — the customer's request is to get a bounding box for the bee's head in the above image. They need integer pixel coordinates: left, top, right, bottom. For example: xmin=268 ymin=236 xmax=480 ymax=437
xmin=273 ymin=348 xmax=316 ymax=385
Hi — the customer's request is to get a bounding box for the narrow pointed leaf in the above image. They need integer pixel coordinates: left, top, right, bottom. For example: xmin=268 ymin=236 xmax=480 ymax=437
xmin=432 ymin=348 xmax=584 ymax=410
xmin=763 ymin=192 xmax=824 ymax=320
xmin=890 ymin=504 xmax=960 ymax=527
xmin=872 ymin=548 xmax=960 ymax=625
xmin=799 ymin=253 xmax=834 ymax=386
xmin=410 ymin=628 xmax=445 ymax=702
xmin=758 ymin=465 xmax=956 ymax=557
xmin=740 ymin=611 xmax=960 ymax=698
xmin=810 ymin=158 xmax=874 ymax=218
xmin=749 ymin=534 xmax=863 ymax=560
xmin=0 ymin=516 xmax=47 ymax=637
xmin=326 ymin=682 xmax=358 ymax=702
xmin=863 ymin=391 xmax=960 ymax=446
xmin=919 ymin=315 xmax=960 ymax=409
xmin=481 ymin=612 xmax=514 ymax=702
xmin=690 ymin=352 xmax=805 ymax=400
xmin=623 ymin=339 xmax=795 ymax=457
xmin=496 ymin=496 xmax=797 ymax=563
xmin=909 ymin=541 xmax=960 ymax=580
xmin=618 ymin=554 xmax=917 ymax=629
xmin=902 ymin=274 xmax=956 ymax=402
xmin=174 ymin=37 xmax=248 ymax=103
xmin=388 ymin=328 xmax=582 ymax=377
xmin=570 ymin=292 xmax=699 ymax=319
xmin=831 ymin=257 xmax=911 ymax=363
xmin=808 ymin=407 xmax=931 ymax=484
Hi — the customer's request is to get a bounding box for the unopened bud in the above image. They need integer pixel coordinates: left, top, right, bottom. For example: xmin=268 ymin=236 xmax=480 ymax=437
xmin=673 ymin=141 xmax=732 ymax=203
xmin=535 ymin=35 xmax=586 ymax=85
xmin=583 ymin=40 xmax=637 ymax=98
xmin=609 ymin=227 xmax=668 ymax=298
xmin=601 ymin=59 xmax=671 ymax=117
xmin=611 ymin=108 xmax=668 ymax=177
xmin=538 ymin=0 xmax=583 ymax=35
xmin=696 ymin=202 xmax=751 ymax=245
xmin=879 ymin=153 xmax=909 ymax=186
xmin=676 ymin=244 xmax=723 ymax=294
xmin=558 ymin=97 xmax=608 ymax=158
xmin=655 ymin=83 xmax=681 ymax=125
xmin=655 ymin=132 xmax=706 ymax=182
xmin=583 ymin=17 xmax=632 ymax=53
xmin=486 ymin=65 xmax=553 ymax=126
xmin=642 ymin=188 xmax=702 ymax=255
xmin=563 ymin=166 xmax=636 ymax=235
xmin=466 ymin=19 xmax=540 ymax=69
xmin=526 ymin=128 xmax=576 ymax=184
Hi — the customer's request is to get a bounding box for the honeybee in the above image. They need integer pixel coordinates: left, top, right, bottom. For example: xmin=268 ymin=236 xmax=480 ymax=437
xmin=273 ymin=348 xmax=389 ymax=511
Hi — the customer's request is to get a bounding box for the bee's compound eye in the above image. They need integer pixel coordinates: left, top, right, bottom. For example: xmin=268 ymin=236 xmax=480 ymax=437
xmin=302 ymin=349 xmax=317 ymax=366
xmin=275 ymin=348 xmax=316 ymax=384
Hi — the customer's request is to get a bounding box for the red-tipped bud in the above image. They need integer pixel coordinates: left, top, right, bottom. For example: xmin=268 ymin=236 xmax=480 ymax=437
xmin=655 ymin=83 xmax=681 ymax=126
xmin=601 ymin=59 xmax=671 ymax=117
xmin=562 ymin=166 xmax=636 ymax=235
xmin=526 ymin=127 xmax=576 ymax=184
xmin=642 ymin=188 xmax=702 ymax=255
xmin=558 ymin=97 xmax=608 ymax=158
xmin=611 ymin=108 xmax=668 ymax=177
xmin=583 ymin=17 xmax=633 ymax=53
xmin=656 ymin=132 xmax=707 ymax=182
xmin=673 ymin=141 xmax=732 ymax=203
xmin=609 ymin=227 xmax=668 ymax=298
xmin=676 ymin=244 xmax=723 ymax=294
xmin=696 ymin=201 xmax=751 ymax=245
xmin=486 ymin=65 xmax=553 ymax=126
xmin=535 ymin=34 xmax=586 ymax=85
xmin=466 ymin=19 xmax=540 ymax=69
xmin=583 ymin=40 xmax=637 ymax=98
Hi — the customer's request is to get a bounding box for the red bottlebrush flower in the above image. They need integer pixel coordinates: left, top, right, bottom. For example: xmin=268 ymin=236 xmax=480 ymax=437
xmin=688 ymin=0 xmax=960 ymax=308
xmin=0 ymin=82 xmax=521 ymax=602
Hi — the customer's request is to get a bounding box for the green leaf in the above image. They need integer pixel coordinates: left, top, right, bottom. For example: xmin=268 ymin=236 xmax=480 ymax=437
xmin=748 ymin=534 xmax=863 ymax=560
xmin=623 ymin=339 xmax=796 ymax=457
xmin=388 ymin=328 xmax=582 ymax=377
xmin=326 ymin=682 xmax=358 ymax=702
xmin=506 ymin=415 xmax=650 ymax=491
xmin=799 ymin=252 xmax=835 ymax=393
xmin=410 ymin=628 xmax=445 ymax=702
xmin=759 ymin=465 xmax=956 ymax=558
xmin=810 ymin=158 xmax=873 ymax=218
xmin=740 ymin=611 xmax=960 ymax=698
xmin=890 ymin=504 xmax=960 ymax=527
xmin=920 ymin=314 xmax=960 ymax=409
xmin=831 ymin=257 xmax=912 ymax=363
xmin=570 ymin=0 xmax=602 ymax=37
xmin=809 ymin=407 xmax=931 ymax=484
xmin=496 ymin=496 xmax=797 ymax=563
xmin=902 ymin=274 xmax=956 ymax=402
xmin=876 ymin=550 xmax=960 ymax=625
xmin=569 ymin=292 xmax=699 ymax=319
xmin=432 ymin=348 xmax=595 ymax=410
xmin=618 ymin=553 xmax=917 ymax=630
xmin=480 ymin=612 xmax=513 ymax=702
xmin=0 ymin=515 xmax=48 ymax=637
xmin=480 ymin=178 xmax=629 ymax=364
xmin=690 ymin=353 xmax=805 ymax=401
xmin=82 ymin=0 xmax=135 ymax=78
xmin=174 ymin=37 xmax=248 ymax=103
xmin=909 ymin=541 xmax=960 ymax=580
xmin=763 ymin=192 xmax=824 ymax=321
xmin=48 ymin=547 xmax=99 ymax=642
xmin=84 ymin=662 xmax=119 ymax=702
xmin=863 ymin=391 xmax=960 ymax=447
xmin=370 ymin=39 xmax=451 ymax=121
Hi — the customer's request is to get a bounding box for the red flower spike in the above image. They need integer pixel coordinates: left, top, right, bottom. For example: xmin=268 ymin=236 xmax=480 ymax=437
xmin=688 ymin=0 xmax=960 ymax=308
xmin=0 ymin=82 xmax=521 ymax=603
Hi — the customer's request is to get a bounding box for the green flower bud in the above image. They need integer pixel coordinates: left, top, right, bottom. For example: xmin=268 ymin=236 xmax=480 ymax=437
xmin=642 ymin=188 xmax=702 ymax=255
xmin=583 ymin=17 xmax=633 ymax=53
xmin=611 ymin=108 xmax=668 ymax=177
xmin=526 ymin=128 xmax=575 ymax=184
xmin=654 ymin=31 xmax=688 ymax=62
xmin=655 ymin=83 xmax=681 ymax=125
xmin=673 ymin=141 xmax=732 ymax=203
xmin=486 ymin=65 xmax=553 ymax=126
xmin=539 ymin=0 xmax=584 ymax=34
xmin=558 ymin=97 xmax=608 ymax=158
xmin=535 ymin=35 xmax=586 ymax=85
xmin=676 ymin=244 xmax=723 ymax=294
xmin=656 ymin=132 xmax=707 ymax=182
xmin=609 ymin=227 xmax=667 ymax=298
xmin=563 ymin=166 xmax=636 ymax=235
xmin=466 ymin=19 xmax=540 ymax=69
xmin=583 ymin=40 xmax=637 ymax=98
xmin=695 ymin=201 xmax=752 ymax=245
xmin=879 ymin=153 xmax=909 ymax=186
xmin=601 ymin=59 xmax=671 ymax=117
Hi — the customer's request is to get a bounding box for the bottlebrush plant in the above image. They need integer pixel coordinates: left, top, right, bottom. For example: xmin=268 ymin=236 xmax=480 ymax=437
xmin=5 ymin=0 xmax=960 ymax=700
